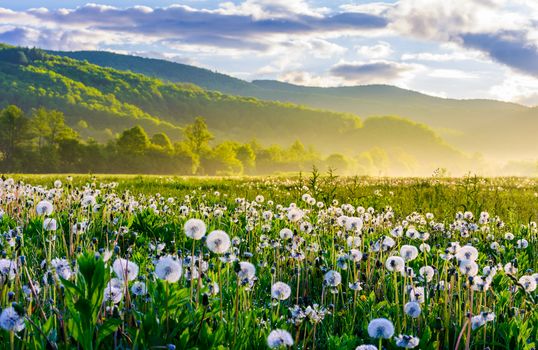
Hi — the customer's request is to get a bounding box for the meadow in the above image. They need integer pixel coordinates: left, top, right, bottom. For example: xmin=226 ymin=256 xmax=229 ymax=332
xmin=0 ymin=173 xmax=537 ymax=349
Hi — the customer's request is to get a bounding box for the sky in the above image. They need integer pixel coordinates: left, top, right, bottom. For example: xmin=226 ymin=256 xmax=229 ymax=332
xmin=1 ymin=0 xmax=537 ymax=105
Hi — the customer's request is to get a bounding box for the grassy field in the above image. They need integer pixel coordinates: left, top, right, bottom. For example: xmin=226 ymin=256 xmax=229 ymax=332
xmin=0 ymin=173 xmax=537 ymax=349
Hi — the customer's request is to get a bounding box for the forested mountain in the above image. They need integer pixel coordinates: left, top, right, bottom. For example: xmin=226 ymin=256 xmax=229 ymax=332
xmin=54 ymin=49 xmax=538 ymax=160
xmin=0 ymin=44 xmax=474 ymax=175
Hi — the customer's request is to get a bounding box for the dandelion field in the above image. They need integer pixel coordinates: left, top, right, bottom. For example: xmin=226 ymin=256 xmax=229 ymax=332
xmin=0 ymin=174 xmax=537 ymax=350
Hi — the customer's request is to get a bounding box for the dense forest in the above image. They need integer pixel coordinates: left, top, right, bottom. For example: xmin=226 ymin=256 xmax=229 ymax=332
xmin=0 ymin=105 xmax=388 ymax=175
xmin=0 ymin=44 xmax=478 ymax=175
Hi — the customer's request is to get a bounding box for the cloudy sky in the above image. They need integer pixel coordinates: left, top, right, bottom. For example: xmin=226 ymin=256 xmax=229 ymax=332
xmin=1 ymin=0 xmax=537 ymax=105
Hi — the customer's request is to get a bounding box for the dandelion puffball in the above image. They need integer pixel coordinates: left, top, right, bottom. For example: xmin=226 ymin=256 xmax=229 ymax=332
xmin=184 ymin=218 xmax=206 ymax=240
xmin=0 ymin=306 xmax=25 ymax=332
xmin=367 ymin=318 xmax=394 ymax=339
xmin=113 ymin=258 xmax=139 ymax=281
xmin=206 ymin=230 xmax=231 ymax=254
xmin=271 ymin=282 xmax=292 ymax=301
xmin=386 ymin=256 xmax=405 ymax=272
xmin=155 ymin=255 xmax=182 ymax=282
xmin=36 ymin=200 xmax=53 ymax=216
xmin=267 ymin=329 xmax=293 ymax=348
xmin=324 ymin=270 xmax=342 ymax=287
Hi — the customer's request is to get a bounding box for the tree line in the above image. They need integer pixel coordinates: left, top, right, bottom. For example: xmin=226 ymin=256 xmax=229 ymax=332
xmin=0 ymin=105 xmax=364 ymax=175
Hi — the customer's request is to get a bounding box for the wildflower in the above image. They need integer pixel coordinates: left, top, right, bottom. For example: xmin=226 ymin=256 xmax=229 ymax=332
xmin=471 ymin=315 xmax=486 ymax=330
xmin=347 ymin=236 xmax=362 ymax=248
xmin=356 ymin=346 xmax=377 ymax=350
xmin=113 ymin=258 xmax=139 ymax=281
xmin=104 ymin=278 xmax=123 ymax=304
xmin=404 ymin=301 xmax=421 ymax=318
xmin=324 ymin=270 xmax=342 ymax=287
xmin=155 ymin=256 xmax=182 ymax=282
xmin=279 ymin=228 xmax=293 ymax=240
xmin=419 ymin=266 xmax=435 ymax=282
xmin=349 ymin=249 xmax=363 ymax=262
xmin=267 ymin=329 xmax=293 ymax=348
xmin=51 ymin=258 xmax=73 ymax=280
xmin=0 ymin=307 xmax=25 ymax=332
xmin=206 ymin=230 xmax=231 ymax=254
xmin=237 ymin=261 xmax=256 ymax=280
xmin=349 ymin=281 xmax=362 ymax=291
xmin=131 ymin=281 xmax=147 ymax=296
xmin=184 ymin=218 xmax=206 ymax=240
xmin=43 ymin=218 xmax=57 ymax=231
xmin=81 ymin=195 xmax=97 ymax=207
xmin=459 ymin=259 xmax=479 ymax=276
xmin=504 ymin=262 xmax=517 ymax=275
xmin=516 ymin=239 xmax=529 ymax=249
xmin=271 ymin=282 xmax=291 ymax=301
xmin=0 ymin=259 xmax=17 ymax=280
xmin=36 ymin=200 xmax=53 ymax=215
xmin=367 ymin=318 xmax=394 ymax=339
xmin=407 ymin=286 xmax=425 ymax=303
xmin=518 ymin=275 xmax=537 ymax=292
xmin=400 ymin=245 xmax=419 ymax=261
xmin=287 ymin=208 xmax=304 ymax=222
xmin=386 ymin=256 xmax=405 ymax=272
xmin=345 ymin=217 xmax=363 ymax=232
xmin=395 ymin=334 xmax=419 ymax=348
xmin=455 ymin=246 xmax=479 ymax=261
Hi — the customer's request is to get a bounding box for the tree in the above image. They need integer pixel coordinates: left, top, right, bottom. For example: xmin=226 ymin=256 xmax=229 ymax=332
xmin=183 ymin=117 xmax=213 ymax=157
xmin=236 ymin=144 xmax=256 ymax=173
xmin=30 ymin=107 xmax=77 ymax=150
xmin=0 ymin=105 xmax=28 ymax=170
xmin=151 ymin=132 xmax=173 ymax=150
xmin=116 ymin=125 xmax=149 ymax=156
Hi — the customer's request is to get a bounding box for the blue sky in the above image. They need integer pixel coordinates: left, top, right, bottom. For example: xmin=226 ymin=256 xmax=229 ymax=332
xmin=1 ymin=0 xmax=537 ymax=105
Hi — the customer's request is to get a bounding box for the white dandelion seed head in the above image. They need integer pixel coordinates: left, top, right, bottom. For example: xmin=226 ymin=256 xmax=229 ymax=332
xmin=419 ymin=266 xmax=435 ymax=282
xmin=324 ymin=270 xmax=342 ymax=287
xmin=113 ymin=258 xmax=139 ymax=281
xmin=367 ymin=318 xmax=394 ymax=339
xmin=271 ymin=282 xmax=292 ymax=301
xmin=0 ymin=259 xmax=17 ymax=280
xmin=400 ymin=245 xmax=419 ymax=261
xmin=131 ymin=281 xmax=147 ymax=296
xmin=386 ymin=256 xmax=405 ymax=272
xmin=36 ymin=200 xmax=54 ymax=216
xmin=43 ymin=218 xmax=57 ymax=231
xmin=184 ymin=218 xmax=206 ymax=240
xmin=404 ymin=301 xmax=421 ymax=318
xmin=238 ymin=261 xmax=256 ymax=280
xmin=155 ymin=255 xmax=182 ymax=282
xmin=455 ymin=245 xmax=479 ymax=261
xmin=459 ymin=259 xmax=479 ymax=276
xmin=395 ymin=334 xmax=420 ymax=348
xmin=279 ymin=228 xmax=293 ymax=240
xmin=0 ymin=307 xmax=25 ymax=332
xmin=355 ymin=346 xmax=377 ymax=350
xmin=518 ymin=275 xmax=537 ymax=292
xmin=206 ymin=230 xmax=231 ymax=254
xmin=267 ymin=329 xmax=293 ymax=348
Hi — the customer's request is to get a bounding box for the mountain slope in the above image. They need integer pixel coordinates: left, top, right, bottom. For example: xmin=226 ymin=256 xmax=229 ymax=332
xmin=54 ymin=50 xmax=538 ymax=159
xmin=0 ymin=45 xmax=471 ymax=174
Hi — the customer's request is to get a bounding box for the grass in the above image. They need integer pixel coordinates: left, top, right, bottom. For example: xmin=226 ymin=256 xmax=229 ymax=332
xmin=0 ymin=173 xmax=536 ymax=349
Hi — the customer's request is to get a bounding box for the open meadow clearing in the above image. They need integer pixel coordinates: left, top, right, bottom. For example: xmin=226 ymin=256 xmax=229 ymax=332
xmin=0 ymin=174 xmax=536 ymax=349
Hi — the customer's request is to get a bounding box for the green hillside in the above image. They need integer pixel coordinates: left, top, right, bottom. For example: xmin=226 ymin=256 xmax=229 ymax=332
xmin=54 ymin=49 xmax=538 ymax=160
xmin=0 ymin=45 xmax=470 ymax=173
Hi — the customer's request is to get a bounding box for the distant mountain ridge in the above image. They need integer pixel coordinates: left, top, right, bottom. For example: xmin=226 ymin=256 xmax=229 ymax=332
xmin=53 ymin=50 xmax=537 ymax=160
xmin=0 ymin=44 xmax=471 ymax=175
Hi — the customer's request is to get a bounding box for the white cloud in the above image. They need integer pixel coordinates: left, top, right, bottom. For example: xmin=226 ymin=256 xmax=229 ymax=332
xmin=489 ymin=71 xmax=538 ymax=106
xmin=356 ymin=41 xmax=393 ymax=59
xmin=428 ymin=69 xmax=478 ymax=79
